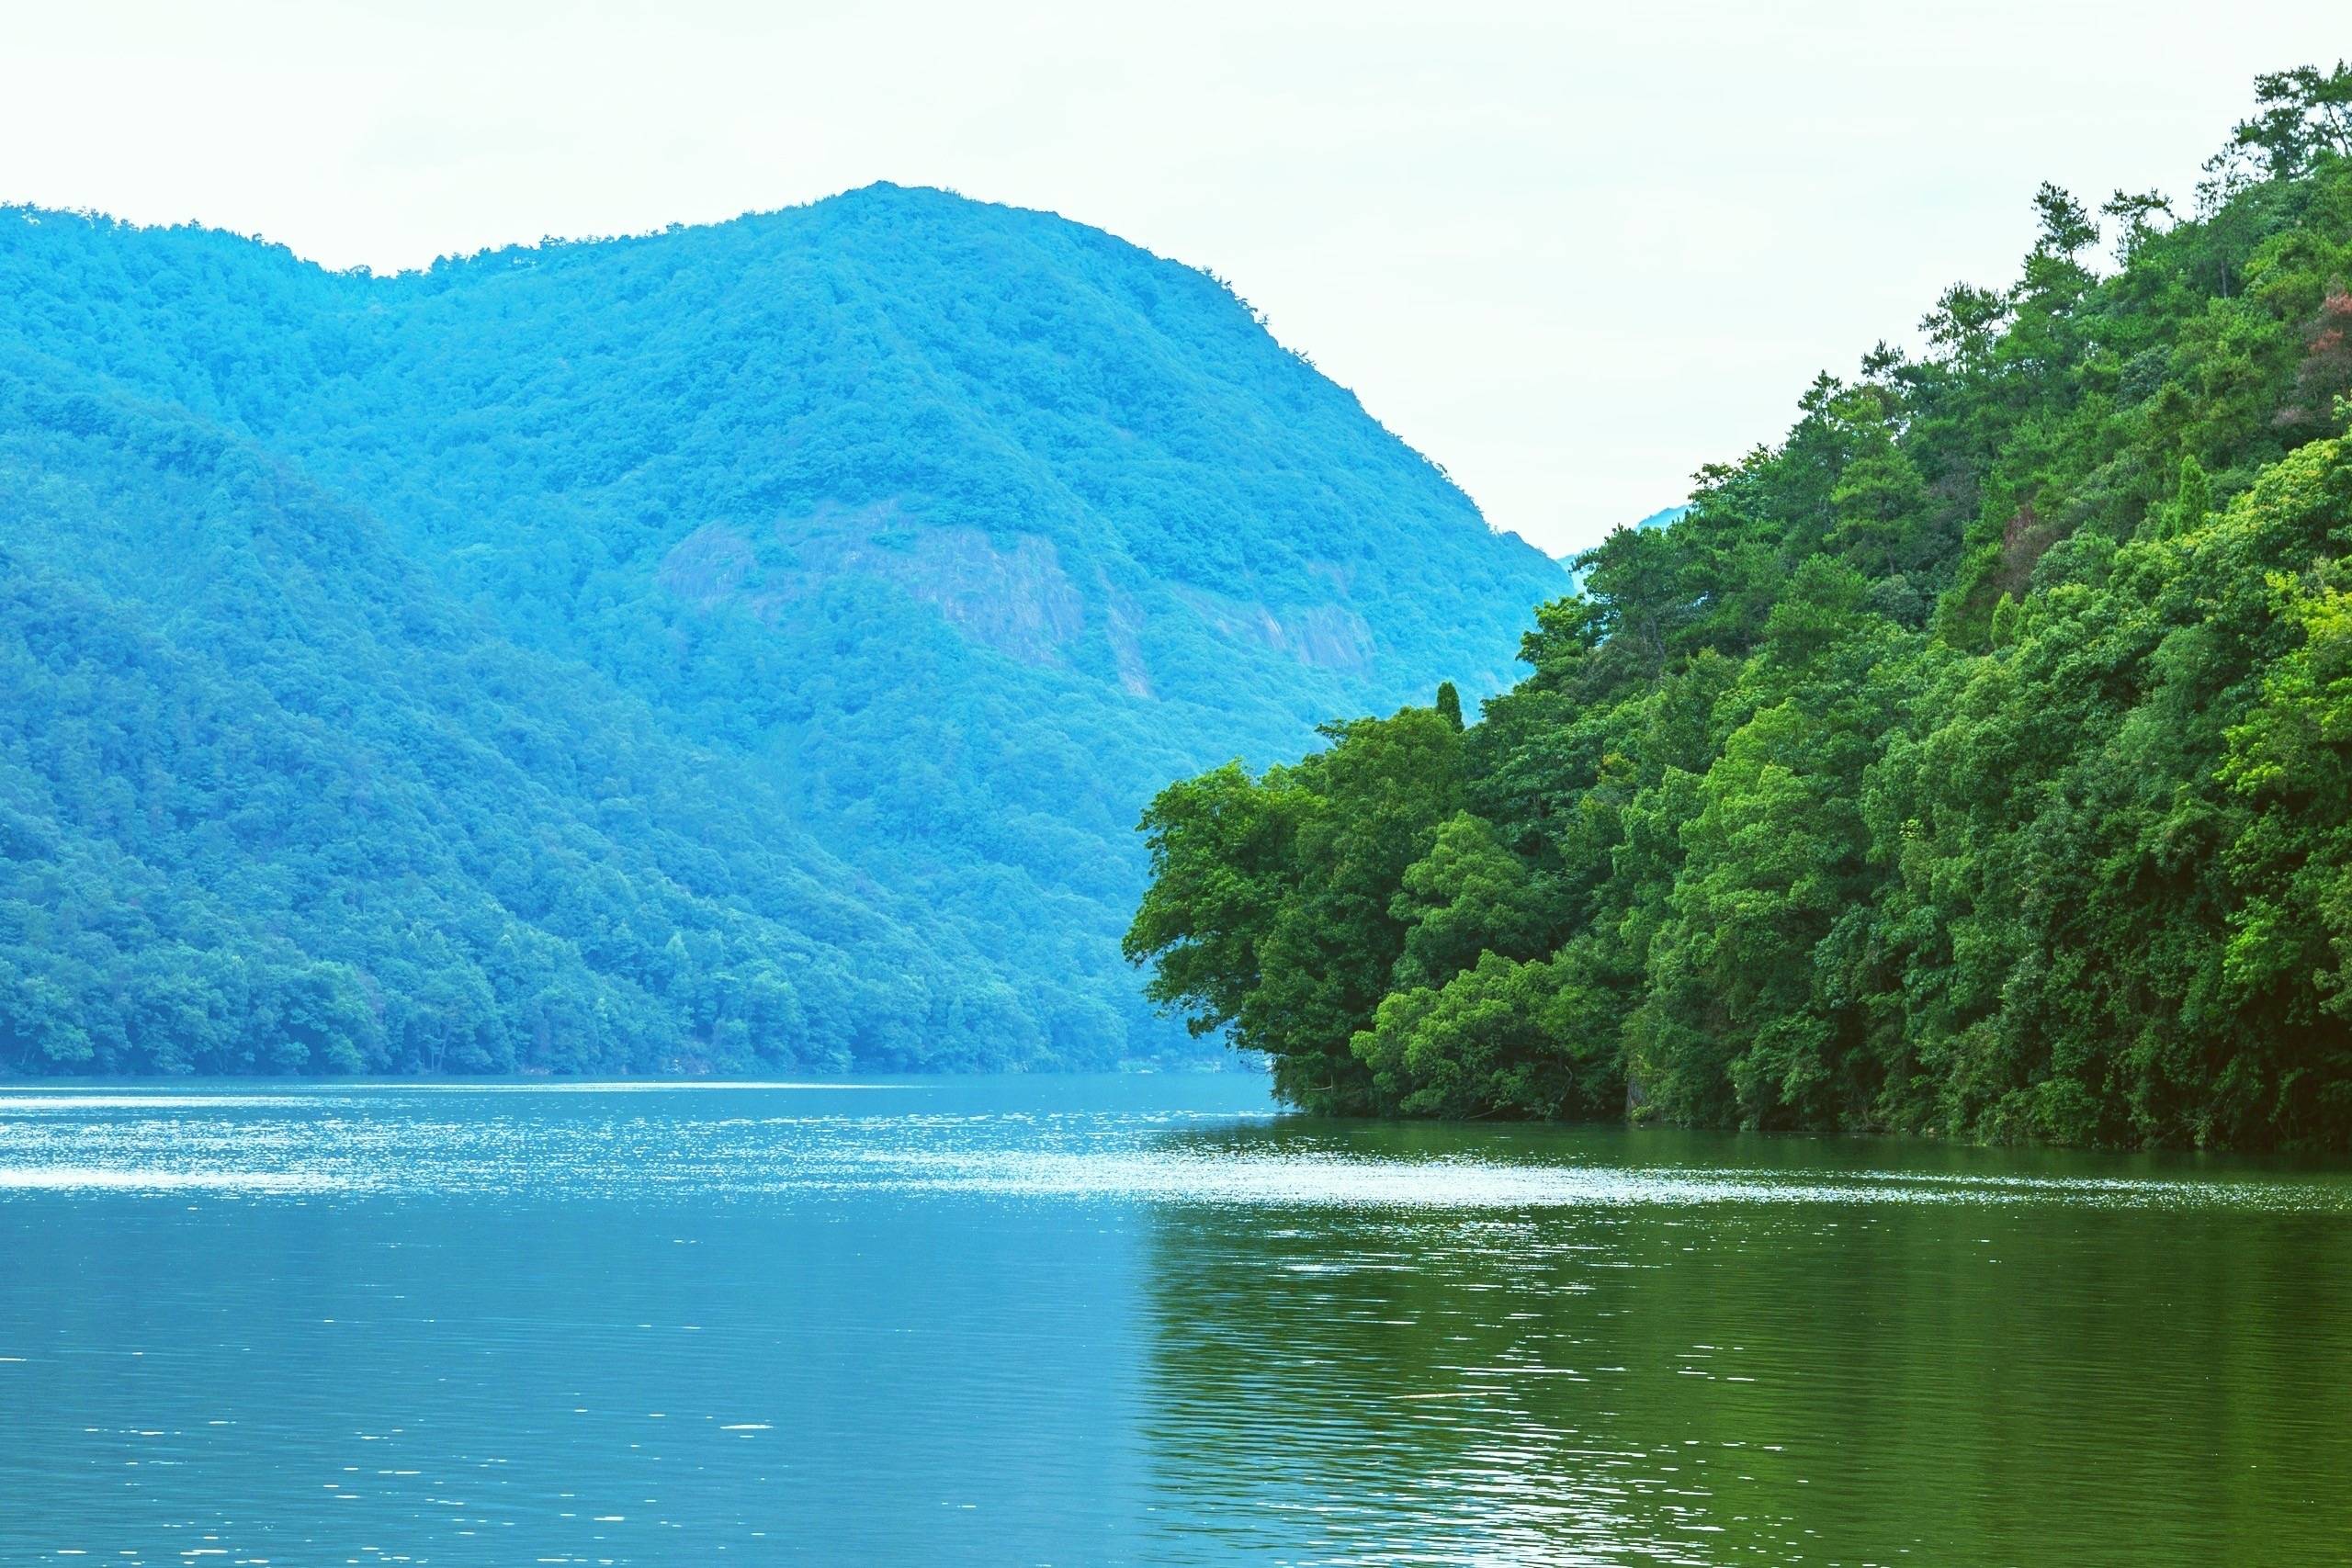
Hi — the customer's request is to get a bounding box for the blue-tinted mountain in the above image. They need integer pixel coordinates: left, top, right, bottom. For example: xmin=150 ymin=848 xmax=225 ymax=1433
xmin=0 ymin=188 xmax=1565 ymax=1075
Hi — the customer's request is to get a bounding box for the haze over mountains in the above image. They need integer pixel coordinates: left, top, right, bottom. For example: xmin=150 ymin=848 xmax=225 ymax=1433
xmin=0 ymin=185 xmax=1566 ymax=1076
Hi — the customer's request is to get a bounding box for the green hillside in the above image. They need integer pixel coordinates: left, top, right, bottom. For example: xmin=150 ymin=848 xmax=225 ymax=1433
xmin=0 ymin=187 xmax=1565 ymax=1076
xmin=1127 ymin=68 xmax=2352 ymax=1149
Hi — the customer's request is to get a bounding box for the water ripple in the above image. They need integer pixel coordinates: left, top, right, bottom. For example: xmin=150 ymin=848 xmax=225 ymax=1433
xmin=1 ymin=1085 xmax=2342 ymax=1212
xmin=4 ymin=1078 xmax=2349 ymax=1566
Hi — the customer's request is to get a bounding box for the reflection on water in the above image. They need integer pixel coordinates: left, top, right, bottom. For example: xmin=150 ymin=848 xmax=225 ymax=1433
xmin=0 ymin=1079 xmax=2346 ymax=1564
xmin=1143 ymin=1125 xmax=2352 ymax=1565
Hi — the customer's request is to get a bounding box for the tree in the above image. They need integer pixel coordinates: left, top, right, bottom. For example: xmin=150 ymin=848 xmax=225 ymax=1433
xmin=1435 ymin=680 xmax=1464 ymax=729
xmin=2232 ymin=62 xmax=2352 ymax=177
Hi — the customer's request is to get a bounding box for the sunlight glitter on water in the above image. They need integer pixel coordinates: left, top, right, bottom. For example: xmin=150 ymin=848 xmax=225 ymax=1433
xmin=0 ymin=1167 xmax=339 ymax=1193
xmin=2 ymin=1084 xmax=2343 ymax=1212
xmin=857 ymin=1146 xmax=2352 ymax=1213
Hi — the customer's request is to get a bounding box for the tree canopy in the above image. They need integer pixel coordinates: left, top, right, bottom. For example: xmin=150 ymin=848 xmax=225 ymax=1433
xmin=1128 ymin=72 xmax=2352 ymax=1149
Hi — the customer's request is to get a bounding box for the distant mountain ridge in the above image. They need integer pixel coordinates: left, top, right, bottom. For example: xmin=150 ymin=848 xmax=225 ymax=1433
xmin=0 ymin=188 xmax=1566 ymax=1075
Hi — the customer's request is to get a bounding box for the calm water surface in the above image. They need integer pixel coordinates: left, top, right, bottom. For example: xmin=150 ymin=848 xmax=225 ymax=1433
xmin=1 ymin=1076 xmax=2348 ymax=1565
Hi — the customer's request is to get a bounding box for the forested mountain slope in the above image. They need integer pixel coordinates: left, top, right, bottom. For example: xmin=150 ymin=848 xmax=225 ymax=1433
xmin=1127 ymin=68 xmax=2352 ymax=1149
xmin=0 ymin=186 xmax=1565 ymax=1075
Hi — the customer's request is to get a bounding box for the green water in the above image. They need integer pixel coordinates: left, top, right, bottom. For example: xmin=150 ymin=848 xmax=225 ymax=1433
xmin=0 ymin=1077 xmax=2346 ymax=1564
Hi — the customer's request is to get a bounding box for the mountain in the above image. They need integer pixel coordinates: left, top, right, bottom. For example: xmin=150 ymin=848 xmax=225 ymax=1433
xmin=0 ymin=186 xmax=1566 ymax=1076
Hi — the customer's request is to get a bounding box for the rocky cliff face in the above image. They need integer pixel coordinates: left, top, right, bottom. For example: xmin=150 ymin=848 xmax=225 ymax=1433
xmin=662 ymin=502 xmax=1384 ymax=684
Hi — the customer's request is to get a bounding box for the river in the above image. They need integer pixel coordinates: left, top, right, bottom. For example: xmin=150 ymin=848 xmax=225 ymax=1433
xmin=1 ymin=1076 xmax=2346 ymax=1564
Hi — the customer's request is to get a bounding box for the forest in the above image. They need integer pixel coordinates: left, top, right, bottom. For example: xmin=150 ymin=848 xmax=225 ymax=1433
xmin=1127 ymin=68 xmax=2352 ymax=1149
xmin=0 ymin=179 xmax=1564 ymax=1076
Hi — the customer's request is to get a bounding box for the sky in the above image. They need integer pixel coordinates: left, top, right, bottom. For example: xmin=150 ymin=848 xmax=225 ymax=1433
xmin=3 ymin=1 xmax=2341 ymax=557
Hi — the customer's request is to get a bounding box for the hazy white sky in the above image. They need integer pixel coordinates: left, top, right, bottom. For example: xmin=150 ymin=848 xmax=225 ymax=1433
xmin=3 ymin=1 xmax=2341 ymax=554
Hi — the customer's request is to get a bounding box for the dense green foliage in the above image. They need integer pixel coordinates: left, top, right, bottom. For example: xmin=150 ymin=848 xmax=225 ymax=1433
xmin=1128 ymin=73 xmax=2352 ymax=1148
xmin=0 ymin=185 xmax=1564 ymax=1076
